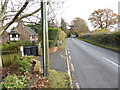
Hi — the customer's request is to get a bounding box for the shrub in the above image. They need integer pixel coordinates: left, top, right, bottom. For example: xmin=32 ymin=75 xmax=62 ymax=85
xmin=49 ymin=40 xmax=57 ymax=48
xmin=1 ymin=75 xmax=27 ymax=88
xmin=41 ymin=28 xmax=66 ymax=48
xmin=60 ymin=30 xmax=67 ymax=40
xmin=12 ymin=54 xmax=20 ymax=64
xmin=48 ymin=28 xmax=61 ymax=40
xmin=1 ymin=40 xmax=34 ymax=51
xmin=18 ymin=56 xmax=33 ymax=74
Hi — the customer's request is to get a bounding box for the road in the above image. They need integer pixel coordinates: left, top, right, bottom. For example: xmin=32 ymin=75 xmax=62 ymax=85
xmin=67 ymin=38 xmax=119 ymax=88
xmin=33 ymin=50 xmax=67 ymax=72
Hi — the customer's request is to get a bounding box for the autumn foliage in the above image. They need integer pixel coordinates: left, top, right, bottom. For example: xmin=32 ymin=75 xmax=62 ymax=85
xmin=88 ymin=8 xmax=118 ymax=30
xmin=70 ymin=17 xmax=89 ymax=34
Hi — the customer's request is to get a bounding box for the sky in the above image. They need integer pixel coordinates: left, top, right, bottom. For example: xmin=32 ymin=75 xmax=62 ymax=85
xmin=60 ymin=0 xmax=119 ymax=30
xmin=6 ymin=0 xmax=119 ymax=32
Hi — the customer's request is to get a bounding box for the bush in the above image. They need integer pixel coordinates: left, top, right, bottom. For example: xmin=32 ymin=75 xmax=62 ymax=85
xmin=49 ymin=40 xmax=57 ymax=48
xmin=41 ymin=28 xmax=66 ymax=48
xmin=0 ymin=56 xmax=34 ymax=89
xmin=60 ymin=30 xmax=67 ymax=40
xmin=18 ymin=56 xmax=33 ymax=74
xmin=48 ymin=28 xmax=61 ymax=40
xmin=1 ymin=40 xmax=34 ymax=51
xmin=1 ymin=75 xmax=27 ymax=88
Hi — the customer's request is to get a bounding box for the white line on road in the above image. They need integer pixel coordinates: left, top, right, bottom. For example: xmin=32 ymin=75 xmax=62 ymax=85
xmin=102 ymin=57 xmax=119 ymax=67
xmin=67 ymin=49 xmax=69 ymax=51
xmin=76 ymin=83 xmax=80 ymax=88
xmin=81 ymin=45 xmax=86 ymax=48
xmin=68 ymin=51 xmax=70 ymax=54
xmin=69 ymin=55 xmax=72 ymax=60
xmin=66 ymin=58 xmax=73 ymax=88
xmin=71 ymin=64 xmax=74 ymax=71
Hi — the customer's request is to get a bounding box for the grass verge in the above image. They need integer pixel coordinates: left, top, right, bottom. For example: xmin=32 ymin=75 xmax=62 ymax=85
xmin=47 ymin=69 xmax=71 ymax=88
xmin=78 ymin=38 xmax=120 ymax=52
xmin=58 ymin=39 xmax=67 ymax=50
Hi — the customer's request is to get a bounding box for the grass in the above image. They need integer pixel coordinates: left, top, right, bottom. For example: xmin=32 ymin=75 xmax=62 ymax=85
xmin=58 ymin=39 xmax=67 ymax=50
xmin=47 ymin=70 xmax=71 ymax=89
xmin=78 ymin=38 xmax=120 ymax=52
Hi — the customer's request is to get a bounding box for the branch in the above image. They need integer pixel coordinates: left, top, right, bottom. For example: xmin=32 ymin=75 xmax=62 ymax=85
xmin=19 ymin=8 xmax=41 ymax=20
xmin=1 ymin=0 xmax=9 ymax=13
xmin=1 ymin=0 xmax=29 ymax=35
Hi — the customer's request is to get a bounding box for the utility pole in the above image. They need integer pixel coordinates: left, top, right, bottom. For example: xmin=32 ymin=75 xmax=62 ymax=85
xmin=0 ymin=17 xmax=3 ymax=67
xmin=41 ymin=0 xmax=49 ymax=76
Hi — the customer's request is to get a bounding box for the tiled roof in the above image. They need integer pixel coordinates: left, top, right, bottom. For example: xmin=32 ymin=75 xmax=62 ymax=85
xmin=23 ymin=25 xmax=38 ymax=35
xmin=9 ymin=30 xmax=20 ymax=34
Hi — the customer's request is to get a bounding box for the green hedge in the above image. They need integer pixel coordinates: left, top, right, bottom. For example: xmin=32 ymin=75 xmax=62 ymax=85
xmin=49 ymin=40 xmax=57 ymax=48
xmin=80 ymin=31 xmax=120 ymax=48
xmin=1 ymin=40 xmax=35 ymax=51
xmin=41 ymin=40 xmax=57 ymax=48
xmin=48 ymin=28 xmax=61 ymax=40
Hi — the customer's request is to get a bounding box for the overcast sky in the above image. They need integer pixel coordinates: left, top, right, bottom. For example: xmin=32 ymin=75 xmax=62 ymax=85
xmin=7 ymin=0 xmax=119 ymax=31
xmin=61 ymin=0 xmax=119 ymax=30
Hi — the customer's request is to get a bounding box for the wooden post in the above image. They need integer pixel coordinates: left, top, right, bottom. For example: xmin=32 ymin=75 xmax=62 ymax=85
xmin=45 ymin=1 xmax=49 ymax=76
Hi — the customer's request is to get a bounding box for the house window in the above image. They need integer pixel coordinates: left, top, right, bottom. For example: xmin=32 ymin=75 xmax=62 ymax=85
xmin=12 ymin=34 xmax=16 ymax=38
xmin=32 ymin=35 xmax=35 ymax=39
xmin=9 ymin=34 xmax=20 ymax=41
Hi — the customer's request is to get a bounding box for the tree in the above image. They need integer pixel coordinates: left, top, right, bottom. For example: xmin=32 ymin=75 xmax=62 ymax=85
xmin=26 ymin=21 xmax=42 ymax=41
xmin=0 ymin=0 xmax=41 ymax=36
xmin=70 ymin=17 xmax=89 ymax=34
xmin=61 ymin=18 xmax=67 ymax=33
xmin=0 ymin=0 xmax=41 ymax=67
xmin=48 ymin=0 xmax=65 ymax=28
xmin=88 ymin=8 xmax=118 ymax=30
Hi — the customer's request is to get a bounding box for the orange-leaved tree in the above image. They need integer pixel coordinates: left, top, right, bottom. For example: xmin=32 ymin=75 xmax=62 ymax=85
xmin=88 ymin=8 xmax=118 ymax=30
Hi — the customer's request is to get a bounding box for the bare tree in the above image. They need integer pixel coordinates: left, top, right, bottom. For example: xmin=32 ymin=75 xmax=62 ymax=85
xmin=47 ymin=0 xmax=65 ymax=27
xmin=0 ymin=0 xmax=41 ymax=36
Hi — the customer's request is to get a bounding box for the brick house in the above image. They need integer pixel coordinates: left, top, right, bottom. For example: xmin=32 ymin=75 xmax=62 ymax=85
xmin=2 ymin=23 xmax=38 ymax=43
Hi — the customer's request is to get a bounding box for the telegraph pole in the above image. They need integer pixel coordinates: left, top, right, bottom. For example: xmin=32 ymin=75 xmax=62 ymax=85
xmin=41 ymin=0 xmax=49 ymax=76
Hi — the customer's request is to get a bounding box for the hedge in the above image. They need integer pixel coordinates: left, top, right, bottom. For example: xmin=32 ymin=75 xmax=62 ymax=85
xmin=79 ymin=31 xmax=120 ymax=48
xmin=49 ymin=40 xmax=57 ymax=48
xmin=1 ymin=40 xmax=35 ymax=51
xmin=48 ymin=28 xmax=61 ymax=40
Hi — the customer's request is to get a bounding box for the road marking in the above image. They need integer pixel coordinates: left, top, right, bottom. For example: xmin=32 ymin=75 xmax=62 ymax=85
xmin=71 ymin=64 xmax=74 ymax=71
xmin=76 ymin=83 xmax=80 ymax=88
xmin=69 ymin=55 xmax=72 ymax=60
xmin=102 ymin=57 xmax=119 ymax=67
xmin=67 ymin=58 xmax=73 ymax=88
xmin=60 ymin=55 xmax=63 ymax=58
xmin=81 ymin=45 xmax=86 ymax=48
xmin=68 ymin=51 xmax=70 ymax=54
